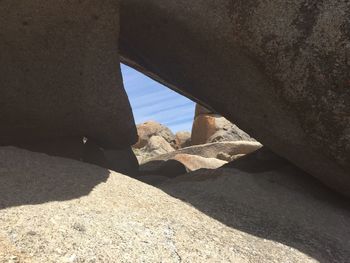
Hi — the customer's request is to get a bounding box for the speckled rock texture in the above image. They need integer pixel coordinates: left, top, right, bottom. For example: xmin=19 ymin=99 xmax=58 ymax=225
xmin=143 ymin=141 xmax=262 ymax=163
xmin=0 ymin=0 xmax=137 ymax=148
xmin=1 ymin=147 xmax=350 ymax=262
xmin=191 ymin=104 xmax=255 ymax=145
xmin=174 ymin=131 xmax=191 ymax=149
xmin=134 ymin=121 xmax=176 ymax=149
xmin=139 ymin=153 xmax=227 ymax=176
xmin=144 ymin=136 xmax=175 ymax=155
xmin=138 ymin=141 xmax=261 ymax=176
xmin=191 ymin=115 xmax=217 ymax=145
xmin=120 ymin=0 xmax=350 ymax=196
xmin=133 ymin=135 xmax=176 ymax=164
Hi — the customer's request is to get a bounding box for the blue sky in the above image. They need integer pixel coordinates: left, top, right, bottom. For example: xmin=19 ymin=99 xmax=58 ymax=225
xmin=121 ymin=64 xmax=195 ymax=133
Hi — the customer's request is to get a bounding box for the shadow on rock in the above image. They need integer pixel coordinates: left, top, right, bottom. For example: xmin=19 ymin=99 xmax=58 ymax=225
xmin=154 ymin=148 xmax=350 ymax=263
xmin=0 ymin=147 xmax=110 ymax=209
xmin=1 ymin=146 xmax=350 ymax=262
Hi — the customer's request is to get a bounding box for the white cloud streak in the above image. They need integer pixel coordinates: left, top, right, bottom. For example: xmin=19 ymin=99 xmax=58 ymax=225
xmin=121 ymin=64 xmax=195 ymax=133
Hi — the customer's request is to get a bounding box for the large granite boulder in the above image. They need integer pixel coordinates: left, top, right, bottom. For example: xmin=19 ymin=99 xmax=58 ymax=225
xmin=140 ymin=153 xmax=227 ymax=176
xmin=133 ymin=135 xmax=175 ymax=164
xmin=191 ymin=104 xmax=255 ymax=145
xmin=174 ymin=131 xmax=191 ymax=149
xmin=191 ymin=115 xmax=217 ymax=145
xmin=139 ymin=141 xmax=261 ymax=175
xmin=0 ymin=0 xmax=137 ymax=149
xmin=1 ymin=147 xmax=350 ymax=262
xmin=143 ymin=141 xmax=262 ymax=162
xmin=134 ymin=121 xmax=176 ymax=149
xmin=120 ymin=0 xmax=350 ymax=196
xmin=144 ymin=136 xmax=175 ymax=155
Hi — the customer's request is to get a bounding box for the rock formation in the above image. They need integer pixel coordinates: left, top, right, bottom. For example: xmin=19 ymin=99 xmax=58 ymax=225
xmin=1 ymin=1 xmax=348 ymax=196
xmin=132 ymin=119 xmax=261 ymax=175
xmin=174 ymin=131 xmax=191 ymax=149
xmin=144 ymin=141 xmax=262 ymax=162
xmin=1 ymin=147 xmax=349 ymax=262
xmin=191 ymin=104 xmax=254 ymax=145
xmin=120 ymin=0 xmax=350 ymax=196
xmin=133 ymin=121 xmax=176 ymax=149
xmin=0 ymin=0 xmax=137 ymax=151
xmin=146 ymin=153 xmax=228 ymax=174
xmin=139 ymin=140 xmax=262 ymax=176
xmin=1 ymin=2 xmax=349 ymax=261
xmin=143 ymin=136 xmax=175 ymax=155
xmin=133 ymin=121 xmax=178 ymax=163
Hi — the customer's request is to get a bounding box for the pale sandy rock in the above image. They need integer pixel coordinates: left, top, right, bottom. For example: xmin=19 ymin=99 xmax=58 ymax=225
xmin=142 ymin=136 xmax=174 ymax=156
xmin=172 ymin=154 xmax=227 ymax=172
xmin=132 ymin=147 xmax=148 ymax=164
xmin=133 ymin=135 xmax=175 ymax=164
xmin=191 ymin=105 xmax=254 ymax=146
xmin=191 ymin=115 xmax=217 ymax=145
xmin=147 ymin=141 xmax=262 ymax=162
xmin=174 ymin=131 xmax=191 ymax=149
xmin=139 ymin=154 xmax=227 ymax=176
xmin=217 ymin=152 xmax=246 ymax=162
xmin=139 ymin=141 xmax=261 ymax=174
xmin=145 ymin=136 xmax=175 ymax=155
xmin=207 ymin=118 xmax=255 ymax=143
xmin=134 ymin=121 xmax=176 ymax=149
xmin=216 ymin=152 xmax=232 ymax=162
xmin=0 ymin=147 xmax=349 ymax=262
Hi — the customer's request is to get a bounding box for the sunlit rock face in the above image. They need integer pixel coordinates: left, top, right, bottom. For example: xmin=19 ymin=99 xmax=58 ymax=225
xmin=0 ymin=0 xmax=137 ymax=149
xmin=133 ymin=121 xmax=176 ymax=149
xmin=191 ymin=104 xmax=255 ymax=145
xmin=119 ymin=0 xmax=350 ymax=196
xmin=1 ymin=147 xmax=349 ymax=262
xmin=0 ymin=0 xmax=348 ymax=196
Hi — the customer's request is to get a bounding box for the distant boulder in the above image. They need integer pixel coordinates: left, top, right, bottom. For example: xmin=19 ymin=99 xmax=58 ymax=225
xmin=146 ymin=141 xmax=262 ymax=162
xmin=175 ymin=131 xmax=191 ymax=149
xmin=191 ymin=114 xmax=217 ymax=145
xmin=207 ymin=120 xmax=255 ymax=143
xmin=144 ymin=136 xmax=175 ymax=156
xmin=191 ymin=104 xmax=254 ymax=145
xmin=172 ymin=153 xmax=227 ymax=172
xmin=139 ymin=141 xmax=261 ymax=175
xmin=133 ymin=135 xmax=175 ymax=164
xmin=139 ymin=153 xmax=227 ymax=176
xmin=134 ymin=121 xmax=176 ymax=149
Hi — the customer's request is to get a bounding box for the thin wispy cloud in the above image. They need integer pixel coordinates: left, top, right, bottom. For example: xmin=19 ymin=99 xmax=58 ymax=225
xmin=121 ymin=64 xmax=195 ymax=133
